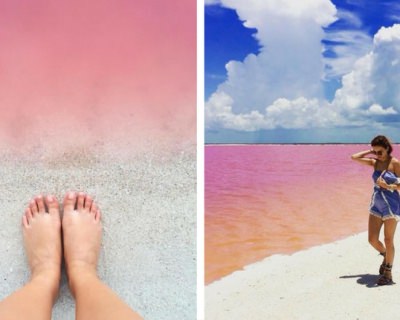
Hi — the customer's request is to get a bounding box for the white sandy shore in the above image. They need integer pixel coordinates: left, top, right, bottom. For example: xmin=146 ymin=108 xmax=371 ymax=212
xmin=206 ymin=230 xmax=400 ymax=320
xmin=0 ymin=146 xmax=196 ymax=320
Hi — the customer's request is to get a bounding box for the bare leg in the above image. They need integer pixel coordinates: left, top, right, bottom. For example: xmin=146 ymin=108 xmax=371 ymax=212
xmin=383 ymin=218 xmax=397 ymax=265
xmin=62 ymin=191 xmax=142 ymax=320
xmin=368 ymin=214 xmax=385 ymax=254
xmin=376 ymin=218 xmax=398 ymax=285
xmin=0 ymin=195 xmax=62 ymax=320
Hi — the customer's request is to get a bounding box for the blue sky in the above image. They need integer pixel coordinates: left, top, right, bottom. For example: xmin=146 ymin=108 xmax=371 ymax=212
xmin=205 ymin=5 xmax=259 ymax=98
xmin=205 ymin=0 xmax=400 ymax=143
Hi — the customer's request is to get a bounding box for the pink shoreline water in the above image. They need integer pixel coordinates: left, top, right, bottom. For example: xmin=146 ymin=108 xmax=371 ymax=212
xmin=205 ymin=144 xmax=381 ymax=284
xmin=0 ymin=0 xmax=196 ymax=152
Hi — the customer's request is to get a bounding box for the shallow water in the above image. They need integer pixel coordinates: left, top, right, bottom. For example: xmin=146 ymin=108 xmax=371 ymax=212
xmin=205 ymin=144 xmax=377 ymax=284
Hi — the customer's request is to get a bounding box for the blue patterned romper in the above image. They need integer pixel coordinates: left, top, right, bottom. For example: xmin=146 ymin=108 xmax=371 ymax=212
xmin=370 ymin=170 xmax=400 ymax=221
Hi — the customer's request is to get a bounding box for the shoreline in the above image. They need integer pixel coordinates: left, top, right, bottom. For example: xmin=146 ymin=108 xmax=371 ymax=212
xmin=205 ymin=143 xmax=400 ymax=146
xmin=206 ymin=231 xmax=400 ymax=319
xmin=205 ymin=229 xmax=368 ymax=285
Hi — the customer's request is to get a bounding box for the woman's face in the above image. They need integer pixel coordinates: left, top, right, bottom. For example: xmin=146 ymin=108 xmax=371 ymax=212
xmin=372 ymin=146 xmax=388 ymax=160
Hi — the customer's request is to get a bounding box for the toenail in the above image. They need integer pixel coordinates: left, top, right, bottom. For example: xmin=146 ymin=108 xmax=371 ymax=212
xmin=47 ymin=195 xmax=53 ymax=202
xmin=68 ymin=192 xmax=75 ymax=199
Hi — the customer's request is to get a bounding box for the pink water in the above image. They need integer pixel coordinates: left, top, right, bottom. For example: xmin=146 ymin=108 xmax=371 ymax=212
xmin=0 ymin=0 xmax=195 ymax=153
xmin=205 ymin=144 xmax=380 ymax=284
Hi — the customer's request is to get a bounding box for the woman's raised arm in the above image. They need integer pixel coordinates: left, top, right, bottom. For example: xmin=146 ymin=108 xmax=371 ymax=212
xmin=351 ymin=149 xmax=375 ymax=166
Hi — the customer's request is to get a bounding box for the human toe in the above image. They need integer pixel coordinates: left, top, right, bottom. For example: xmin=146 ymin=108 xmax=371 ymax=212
xmin=45 ymin=195 xmax=59 ymax=216
xmin=35 ymin=195 xmax=46 ymax=214
xmin=30 ymin=199 xmax=39 ymax=216
xmin=63 ymin=191 xmax=77 ymax=213
xmin=95 ymin=209 xmax=101 ymax=222
xmin=22 ymin=208 xmax=33 ymax=227
xmin=83 ymin=195 xmax=93 ymax=213
xmin=77 ymin=192 xmax=86 ymax=211
xmin=89 ymin=202 xmax=101 ymax=222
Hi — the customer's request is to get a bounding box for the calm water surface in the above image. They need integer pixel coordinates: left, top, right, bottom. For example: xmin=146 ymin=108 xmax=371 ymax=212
xmin=205 ymin=144 xmax=379 ymax=284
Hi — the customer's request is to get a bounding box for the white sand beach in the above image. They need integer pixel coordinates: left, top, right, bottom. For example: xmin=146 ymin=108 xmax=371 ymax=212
xmin=206 ymin=230 xmax=400 ymax=320
xmin=0 ymin=145 xmax=196 ymax=320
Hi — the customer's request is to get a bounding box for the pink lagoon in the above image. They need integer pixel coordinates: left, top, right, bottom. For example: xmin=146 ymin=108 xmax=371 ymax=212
xmin=205 ymin=144 xmax=381 ymax=284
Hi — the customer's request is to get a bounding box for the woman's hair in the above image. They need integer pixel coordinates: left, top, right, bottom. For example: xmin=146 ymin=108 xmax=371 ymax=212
xmin=371 ymin=135 xmax=393 ymax=155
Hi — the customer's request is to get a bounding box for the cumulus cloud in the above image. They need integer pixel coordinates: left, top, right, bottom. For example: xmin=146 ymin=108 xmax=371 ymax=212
xmin=206 ymin=93 xmax=348 ymax=131
xmin=208 ymin=0 xmax=337 ymax=116
xmin=365 ymin=104 xmax=397 ymax=115
xmin=206 ymin=0 xmax=400 ymax=132
xmin=333 ymin=24 xmax=400 ymax=117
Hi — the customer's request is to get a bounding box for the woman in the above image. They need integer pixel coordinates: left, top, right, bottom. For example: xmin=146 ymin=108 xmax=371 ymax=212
xmin=351 ymin=135 xmax=400 ymax=285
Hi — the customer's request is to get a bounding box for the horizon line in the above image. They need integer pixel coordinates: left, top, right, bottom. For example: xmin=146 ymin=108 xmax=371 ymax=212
xmin=205 ymin=142 xmax=373 ymax=145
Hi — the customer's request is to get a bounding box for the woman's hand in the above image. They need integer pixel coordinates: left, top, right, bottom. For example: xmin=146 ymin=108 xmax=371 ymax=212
xmin=377 ymin=176 xmax=390 ymax=190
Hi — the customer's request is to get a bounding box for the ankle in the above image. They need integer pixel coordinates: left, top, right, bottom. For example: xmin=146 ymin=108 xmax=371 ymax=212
xmin=30 ymin=268 xmax=61 ymax=302
xmin=384 ymin=263 xmax=393 ymax=275
xmin=67 ymin=263 xmax=98 ymax=296
xmin=31 ymin=263 xmax=60 ymax=281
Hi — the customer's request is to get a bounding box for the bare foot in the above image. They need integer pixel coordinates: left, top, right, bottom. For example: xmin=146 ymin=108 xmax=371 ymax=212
xmin=22 ymin=194 xmax=62 ymax=299
xmin=62 ymin=191 xmax=102 ymax=294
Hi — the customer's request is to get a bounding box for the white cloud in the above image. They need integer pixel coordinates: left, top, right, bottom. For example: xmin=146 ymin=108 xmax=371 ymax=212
xmin=323 ymin=30 xmax=372 ymax=79
xmin=206 ymin=0 xmax=400 ymax=132
xmin=263 ymin=97 xmax=345 ymax=129
xmin=207 ymin=0 xmax=337 ymax=117
xmin=205 ymin=91 xmax=268 ymax=131
xmin=333 ymin=24 xmax=400 ymax=117
xmin=366 ymin=104 xmax=397 ymax=115
xmin=336 ymin=9 xmax=362 ymax=27
xmin=331 ymin=53 xmax=373 ymax=112
xmin=206 ymin=93 xmax=348 ymax=131
xmin=374 ymin=24 xmax=400 ymax=43
xmin=206 ymin=0 xmax=339 ymax=129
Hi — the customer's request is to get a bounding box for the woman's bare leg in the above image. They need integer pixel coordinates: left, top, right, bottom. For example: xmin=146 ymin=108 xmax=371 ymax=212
xmin=375 ymin=218 xmax=398 ymax=284
xmin=62 ymin=191 xmax=142 ymax=320
xmin=368 ymin=214 xmax=385 ymax=254
xmin=383 ymin=218 xmax=397 ymax=266
xmin=0 ymin=195 xmax=62 ymax=320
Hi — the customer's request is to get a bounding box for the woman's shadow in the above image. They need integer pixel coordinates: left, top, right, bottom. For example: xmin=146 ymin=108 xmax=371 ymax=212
xmin=339 ymin=274 xmax=394 ymax=288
